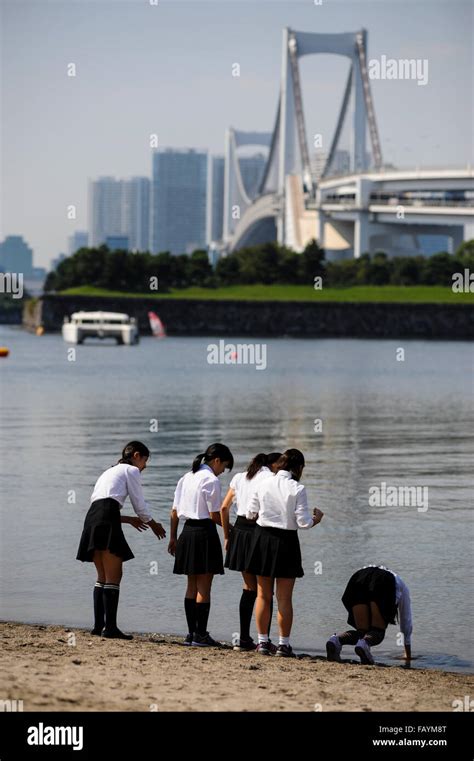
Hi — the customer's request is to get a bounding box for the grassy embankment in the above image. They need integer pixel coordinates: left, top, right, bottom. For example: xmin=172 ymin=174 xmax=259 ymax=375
xmin=59 ymin=285 xmax=474 ymax=304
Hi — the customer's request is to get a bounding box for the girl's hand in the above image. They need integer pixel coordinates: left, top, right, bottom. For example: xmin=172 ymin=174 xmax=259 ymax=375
xmin=168 ymin=539 xmax=177 ymax=556
xmin=312 ymin=508 xmax=324 ymax=525
xmin=150 ymin=521 xmax=166 ymax=540
xmin=224 ymin=538 xmax=229 ymax=551
xmin=129 ymin=516 xmax=150 ymax=532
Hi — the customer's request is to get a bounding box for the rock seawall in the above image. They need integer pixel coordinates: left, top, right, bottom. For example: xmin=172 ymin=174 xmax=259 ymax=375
xmin=22 ymin=294 xmax=474 ymax=339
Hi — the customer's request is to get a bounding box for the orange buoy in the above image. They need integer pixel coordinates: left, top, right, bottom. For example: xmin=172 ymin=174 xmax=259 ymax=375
xmin=0 ymin=347 xmax=10 ymax=357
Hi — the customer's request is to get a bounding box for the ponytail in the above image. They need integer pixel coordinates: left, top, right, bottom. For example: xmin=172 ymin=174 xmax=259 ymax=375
xmin=192 ymin=443 xmax=234 ymax=473
xmin=274 ymin=448 xmax=305 ymax=481
xmin=118 ymin=440 xmax=150 ymax=466
xmin=192 ymin=452 xmax=207 ymax=473
xmin=246 ymin=453 xmax=268 ymax=480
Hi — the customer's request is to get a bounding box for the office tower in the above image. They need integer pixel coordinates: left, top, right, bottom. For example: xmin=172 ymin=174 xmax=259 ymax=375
xmin=208 ymin=156 xmax=225 ymax=244
xmin=239 ymin=153 xmax=266 ymax=200
xmin=105 ymin=235 xmax=129 ymax=251
xmin=123 ymin=177 xmax=150 ymax=251
xmin=89 ymin=177 xmax=149 ymax=251
xmin=68 ymin=231 xmax=89 ymax=256
xmin=0 ymin=236 xmax=34 ymax=276
xmin=152 ymin=148 xmax=207 ymax=255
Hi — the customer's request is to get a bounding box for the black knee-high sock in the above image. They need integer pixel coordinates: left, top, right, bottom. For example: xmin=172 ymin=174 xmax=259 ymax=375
xmin=364 ymin=627 xmax=386 ymax=646
xmin=184 ymin=597 xmax=197 ymax=636
xmin=92 ymin=582 xmax=105 ymax=632
xmin=103 ymin=583 xmax=120 ymax=632
xmin=239 ymin=589 xmax=257 ymax=640
xmin=195 ymin=602 xmax=211 ymax=636
xmin=337 ymin=629 xmax=365 ymax=645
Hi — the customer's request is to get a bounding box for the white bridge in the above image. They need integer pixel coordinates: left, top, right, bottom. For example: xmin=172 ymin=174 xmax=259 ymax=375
xmin=223 ymin=28 xmax=473 ymax=258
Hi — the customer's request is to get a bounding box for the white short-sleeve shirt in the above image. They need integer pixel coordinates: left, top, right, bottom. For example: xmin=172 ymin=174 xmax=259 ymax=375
xmin=90 ymin=463 xmax=152 ymax=522
xmin=173 ymin=463 xmax=222 ymax=520
xmin=230 ymin=466 xmax=273 ymax=517
xmin=247 ymin=469 xmax=314 ymax=530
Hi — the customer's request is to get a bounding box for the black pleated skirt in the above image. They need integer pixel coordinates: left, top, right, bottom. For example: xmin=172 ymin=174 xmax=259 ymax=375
xmin=342 ymin=567 xmax=397 ymax=626
xmin=224 ymin=515 xmax=257 ymax=571
xmin=173 ymin=518 xmax=224 ymax=575
xmin=76 ymin=498 xmax=134 ymax=562
xmin=245 ymin=524 xmax=304 ymax=579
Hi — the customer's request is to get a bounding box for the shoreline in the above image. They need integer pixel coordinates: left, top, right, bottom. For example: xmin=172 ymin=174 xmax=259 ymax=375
xmin=2 ymin=621 xmax=473 ymax=712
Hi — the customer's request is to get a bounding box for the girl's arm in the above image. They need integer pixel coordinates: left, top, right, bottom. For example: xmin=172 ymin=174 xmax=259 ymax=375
xmin=168 ymin=508 xmax=179 ymax=555
xmin=220 ymin=488 xmax=235 ymax=542
xmin=125 ymin=467 xmax=166 ymax=539
xmin=121 ymin=515 xmax=149 ymax=532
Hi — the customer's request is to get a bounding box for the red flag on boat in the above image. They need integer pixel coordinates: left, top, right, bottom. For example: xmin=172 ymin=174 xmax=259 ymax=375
xmin=148 ymin=311 xmax=166 ymax=338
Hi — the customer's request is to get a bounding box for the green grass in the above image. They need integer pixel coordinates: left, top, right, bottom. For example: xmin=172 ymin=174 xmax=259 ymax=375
xmin=58 ymin=284 xmax=474 ymax=304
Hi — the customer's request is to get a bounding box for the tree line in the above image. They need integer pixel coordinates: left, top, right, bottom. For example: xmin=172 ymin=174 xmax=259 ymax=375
xmin=44 ymin=240 xmax=474 ymax=293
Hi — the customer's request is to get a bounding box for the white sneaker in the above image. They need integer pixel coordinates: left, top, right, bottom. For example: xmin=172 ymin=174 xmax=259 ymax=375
xmin=355 ymin=638 xmax=374 ymax=665
xmin=326 ymin=634 xmax=342 ymax=662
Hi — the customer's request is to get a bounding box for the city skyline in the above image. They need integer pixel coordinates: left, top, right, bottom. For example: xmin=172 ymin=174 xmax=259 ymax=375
xmin=2 ymin=0 xmax=473 ymax=267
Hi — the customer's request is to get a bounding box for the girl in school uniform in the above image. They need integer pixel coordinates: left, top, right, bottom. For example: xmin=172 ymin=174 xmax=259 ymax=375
xmin=221 ymin=452 xmax=281 ymax=652
xmin=326 ymin=565 xmax=412 ymax=665
xmin=76 ymin=441 xmax=166 ymax=640
xmin=246 ymin=449 xmax=324 ymax=657
xmin=168 ymin=443 xmax=234 ymax=647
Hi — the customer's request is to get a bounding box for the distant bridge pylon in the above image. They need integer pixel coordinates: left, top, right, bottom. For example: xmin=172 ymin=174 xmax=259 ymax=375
xmin=224 ymin=27 xmax=383 ymax=252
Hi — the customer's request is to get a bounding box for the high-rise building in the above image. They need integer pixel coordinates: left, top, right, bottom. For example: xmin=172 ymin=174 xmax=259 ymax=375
xmin=239 ymin=153 xmax=266 ymax=200
xmin=152 ymin=148 xmax=207 ymax=255
xmin=105 ymin=235 xmax=129 ymax=251
xmin=68 ymin=231 xmax=89 ymax=256
xmin=0 ymin=236 xmax=34 ymax=276
xmin=89 ymin=177 xmax=150 ymax=251
xmin=208 ymin=156 xmax=225 ymax=245
xmin=123 ymin=177 xmax=150 ymax=252
xmin=89 ymin=177 xmax=123 ymax=247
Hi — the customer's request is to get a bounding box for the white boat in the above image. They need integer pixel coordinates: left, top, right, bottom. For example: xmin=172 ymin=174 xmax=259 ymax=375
xmin=62 ymin=311 xmax=139 ymax=345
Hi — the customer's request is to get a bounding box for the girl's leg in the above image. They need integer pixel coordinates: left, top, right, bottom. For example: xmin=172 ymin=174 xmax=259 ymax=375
xmin=275 ymin=577 xmax=296 ymax=640
xmin=91 ymin=551 xmax=106 ymax=634
xmin=184 ymin=575 xmax=198 ymax=638
xmin=239 ymin=572 xmax=257 ymax=642
xmin=362 ymin=601 xmax=387 ymax=646
xmin=255 ymin=576 xmax=274 ymax=639
xmin=195 ymin=573 xmax=213 ymax=636
xmin=335 ymin=604 xmax=371 ymax=645
xmin=101 ymin=550 xmax=131 ymax=639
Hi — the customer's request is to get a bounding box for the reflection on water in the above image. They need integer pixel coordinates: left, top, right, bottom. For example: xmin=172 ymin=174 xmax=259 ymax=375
xmin=0 ymin=327 xmax=472 ymax=673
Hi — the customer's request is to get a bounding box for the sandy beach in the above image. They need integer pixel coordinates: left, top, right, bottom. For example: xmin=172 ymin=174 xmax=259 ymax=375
xmin=1 ymin=621 xmax=472 ymax=712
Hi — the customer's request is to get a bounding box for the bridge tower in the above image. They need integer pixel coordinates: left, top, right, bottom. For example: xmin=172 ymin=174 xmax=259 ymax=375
xmin=224 ymin=28 xmax=383 ymax=251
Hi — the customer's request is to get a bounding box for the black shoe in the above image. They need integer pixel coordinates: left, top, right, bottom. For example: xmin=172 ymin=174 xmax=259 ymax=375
xmin=90 ymin=628 xmax=103 ymax=636
xmin=233 ymin=637 xmax=257 ymax=652
xmin=102 ymin=628 xmax=133 ymax=640
xmin=183 ymin=633 xmax=193 ymax=646
xmin=191 ymin=631 xmax=220 ymax=647
xmin=275 ymin=644 xmax=296 ymax=658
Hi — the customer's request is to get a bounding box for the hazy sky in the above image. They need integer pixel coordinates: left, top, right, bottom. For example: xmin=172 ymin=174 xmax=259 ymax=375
xmin=1 ymin=0 xmax=473 ymax=267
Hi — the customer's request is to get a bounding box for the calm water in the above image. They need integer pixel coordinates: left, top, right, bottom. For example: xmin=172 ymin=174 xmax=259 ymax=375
xmin=0 ymin=326 xmax=473 ymax=673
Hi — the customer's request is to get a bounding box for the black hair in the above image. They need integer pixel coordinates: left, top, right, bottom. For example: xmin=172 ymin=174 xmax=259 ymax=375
xmin=266 ymin=452 xmax=282 ymax=468
xmin=118 ymin=441 xmax=150 ymax=465
xmin=246 ymin=453 xmax=268 ymax=480
xmin=192 ymin=443 xmax=234 ymax=473
xmin=274 ymin=448 xmax=305 ymax=481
